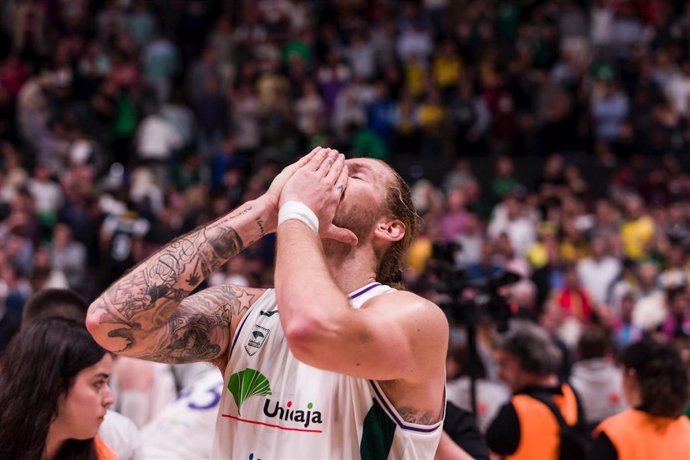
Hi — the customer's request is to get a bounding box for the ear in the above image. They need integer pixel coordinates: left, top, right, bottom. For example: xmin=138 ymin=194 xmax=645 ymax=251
xmin=373 ymin=218 xmax=405 ymax=242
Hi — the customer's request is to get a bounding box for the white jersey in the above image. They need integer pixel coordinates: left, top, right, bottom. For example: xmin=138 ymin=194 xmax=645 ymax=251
xmin=212 ymin=282 xmax=444 ymax=460
xmin=140 ymin=370 xmax=224 ymax=459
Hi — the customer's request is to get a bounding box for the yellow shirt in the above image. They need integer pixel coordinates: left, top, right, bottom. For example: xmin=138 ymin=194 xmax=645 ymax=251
xmin=433 ymin=56 xmax=462 ymax=88
xmin=620 ymin=216 xmax=655 ymax=260
xmin=405 ymin=63 xmax=427 ymax=97
xmin=407 ymin=237 xmax=432 ymax=274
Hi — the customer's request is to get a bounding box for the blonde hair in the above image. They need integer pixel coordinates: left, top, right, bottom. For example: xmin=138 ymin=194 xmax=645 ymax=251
xmin=376 ymin=164 xmax=419 ymax=287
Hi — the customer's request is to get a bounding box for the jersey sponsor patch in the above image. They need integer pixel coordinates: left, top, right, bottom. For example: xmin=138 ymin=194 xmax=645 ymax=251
xmin=245 ymin=324 xmax=270 ymax=356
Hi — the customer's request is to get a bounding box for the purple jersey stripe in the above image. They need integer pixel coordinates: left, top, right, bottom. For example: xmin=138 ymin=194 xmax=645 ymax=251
xmin=349 ymin=282 xmax=381 ymax=300
xmin=368 ymin=381 xmax=444 ymax=433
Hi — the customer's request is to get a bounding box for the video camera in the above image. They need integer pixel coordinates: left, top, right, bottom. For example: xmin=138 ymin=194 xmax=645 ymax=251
xmin=428 ymin=242 xmax=520 ymax=331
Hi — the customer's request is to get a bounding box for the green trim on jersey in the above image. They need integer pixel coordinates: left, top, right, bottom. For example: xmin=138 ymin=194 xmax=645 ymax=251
xmin=360 ymin=399 xmax=397 ymax=460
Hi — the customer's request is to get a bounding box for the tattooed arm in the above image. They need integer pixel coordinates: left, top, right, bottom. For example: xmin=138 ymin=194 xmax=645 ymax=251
xmin=86 ymin=149 xmax=322 ymax=365
xmin=86 ymin=199 xmax=268 ymax=364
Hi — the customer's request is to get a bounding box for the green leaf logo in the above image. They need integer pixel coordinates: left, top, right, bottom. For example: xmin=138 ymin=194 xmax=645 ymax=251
xmin=227 ymin=368 xmax=272 ymax=415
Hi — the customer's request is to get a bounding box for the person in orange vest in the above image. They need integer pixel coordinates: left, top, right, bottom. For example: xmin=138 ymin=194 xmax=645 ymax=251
xmin=591 ymin=339 xmax=690 ymax=459
xmin=0 ymin=317 xmax=118 ymax=460
xmin=486 ymin=320 xmax=584 ymax=459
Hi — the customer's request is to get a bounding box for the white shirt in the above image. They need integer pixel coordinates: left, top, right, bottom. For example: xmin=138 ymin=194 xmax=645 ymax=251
xmin=136 ymin=115 xmax=182 ymax=160
xmin=100 ymin=409 xmax=143 ymax=460
xmin=666 ymin=73 xmax=690 ymax=116
xmin=576 ymin=256 xmax=621 ymax=306
xmin=140 ymin=370 xmax=223 ymax=460
xmin=446 ymin=377 xmax=510 ymax=433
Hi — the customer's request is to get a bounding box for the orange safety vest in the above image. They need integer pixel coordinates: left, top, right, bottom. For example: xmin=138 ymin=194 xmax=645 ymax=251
xmin=94 ymin=436 xmax=118 ymax=460
xmin=506 ymin=384 xmax=580 ymax=460
xmin=596 ymin=409 xmax=690 ymax=460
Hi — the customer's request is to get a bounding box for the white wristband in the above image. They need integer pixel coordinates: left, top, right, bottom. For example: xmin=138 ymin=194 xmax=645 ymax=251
xmin=278 ymin=201 xmax=319 ymax=233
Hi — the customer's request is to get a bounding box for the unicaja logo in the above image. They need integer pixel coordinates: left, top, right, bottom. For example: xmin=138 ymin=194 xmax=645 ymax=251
xmin=224 ymin=368 xmax=323 ymax=433
xmin=263 ymin=399 xmax=323 ymax=429
xmin=227 ymin=368 xmax=272 ymax=415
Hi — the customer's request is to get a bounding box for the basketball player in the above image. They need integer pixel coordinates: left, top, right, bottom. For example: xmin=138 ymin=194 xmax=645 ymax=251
xmin=87 ymin=147 xmax=448 ymax=459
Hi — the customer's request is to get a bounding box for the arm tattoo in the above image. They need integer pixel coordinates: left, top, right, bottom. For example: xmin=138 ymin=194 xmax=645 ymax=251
xmin=106 ymin=285 xmax=255 ymax=364
xmin=90 ymin=205 xmax=265 ymax=362
xmin=397 ymin=406 xmax=436 ymax=425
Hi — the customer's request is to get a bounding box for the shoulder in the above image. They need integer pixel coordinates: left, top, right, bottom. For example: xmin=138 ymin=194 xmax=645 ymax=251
xmin=93 ymin=436 xmax=122 ymax=460
xmin=364 ymin=290 xmax=449 ymax=340
xmin=99 ymin=410 xmax=141 ymax=460
xmin=596 ymin=409 xmax=646 ymax=443
xmin=596 ymin=409 xmax=636 ymax=432
xmin=364 ymin=289 xmax=447 ymax=320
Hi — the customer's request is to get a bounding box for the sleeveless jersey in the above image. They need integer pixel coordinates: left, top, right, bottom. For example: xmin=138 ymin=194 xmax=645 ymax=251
xmin=211 ymin=282 xmax=444 ymax=459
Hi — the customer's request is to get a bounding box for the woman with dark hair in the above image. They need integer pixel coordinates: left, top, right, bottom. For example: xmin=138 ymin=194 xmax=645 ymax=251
xmin=0 ymin=317 xmax=116 ymax=460
xmin=592 ymin=340 xmax=690 ymax=459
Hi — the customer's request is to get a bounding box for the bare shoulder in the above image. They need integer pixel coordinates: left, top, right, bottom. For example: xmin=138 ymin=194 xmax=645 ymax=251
xmin=364 ymin=290 xmax=449 ymax=336
xmin=367 ymin=290 xmax=448 ymax=423
xmin=363 ymin=289 xmax=449 ymax=367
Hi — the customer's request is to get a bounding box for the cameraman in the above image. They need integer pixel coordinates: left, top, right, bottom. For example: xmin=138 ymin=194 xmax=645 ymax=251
xmin=486 ymin=320 xmax=584 ymax=459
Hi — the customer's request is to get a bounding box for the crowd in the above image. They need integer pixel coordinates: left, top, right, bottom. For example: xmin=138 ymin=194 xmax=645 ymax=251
xmin=1 ymin=0 xmax=690 ymax=458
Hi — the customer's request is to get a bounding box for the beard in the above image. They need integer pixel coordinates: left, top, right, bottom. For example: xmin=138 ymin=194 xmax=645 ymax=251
xmin=330 ymin=196 xmax=383 ymax=246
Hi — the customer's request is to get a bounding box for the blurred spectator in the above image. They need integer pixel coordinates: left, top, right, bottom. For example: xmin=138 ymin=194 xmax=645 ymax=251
xmin=612 ymin=291 xmax=644 ymax=348
xmin=486 ymin=320 xmax=584 ymax=459
xmin=620 ymin=194 xmax=655 ymax=261
xmin=140 ymin=367 xmax=222 ymax=459
xmin=631 ymin=260 xmax=665 ymax=331
xmin=438 ymin=187 xmax=470 ymax=243
xmin=135 ymin=106 xmax=182 ymax=184
xmin=555 ymin=264 xmax=596 ymax=324
xmin=0 ymin=318 xmax=117 ymax=460
xmin=141 ymin=32 xmax=179 ymax=104
xmin=661 ymin=286 xmax=690 ymax=340
xmin=446 ymin=342 xmax=510 ymax=433
xmin=465 ymin=240 xmax=501 ymax=282
xmin=488 ymin=188 xmax=536 ymax=258
xmin=50 ymin=223 xmax=87 ymax=290
xmin=570 ymin=326 xmax=627 ymax=428
xmin=577 ymin=236 xmax=621 ymax=308
xmin=19 ymin=288 xmax=143 ymax=460
xmin=100 ymin=208 xmax=150 ymax=288
xmin=592 ymin=340 xmax=690 ymax=459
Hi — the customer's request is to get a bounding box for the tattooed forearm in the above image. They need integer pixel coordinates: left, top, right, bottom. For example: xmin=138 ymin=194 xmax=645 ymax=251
xmin=100 ymin=222 xmax=245 ymax=324
xmin=210 ymin=225 xmax=244 ymax=259
xmin=88 ymin=198 xmax=270 ymax=362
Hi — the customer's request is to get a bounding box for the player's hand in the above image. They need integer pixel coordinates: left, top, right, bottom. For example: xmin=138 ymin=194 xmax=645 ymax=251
xmin=262 ymin=147 xmax=321 ymax=230
xmin=280 ymin=148 xmax=358 ymax=246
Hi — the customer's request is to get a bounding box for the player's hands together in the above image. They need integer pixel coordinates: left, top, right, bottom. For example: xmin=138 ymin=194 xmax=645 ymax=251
xmin=280 ymin=147 xmax=358 ymax=246
xmin=261 ymin=147 xmax=321 ymax=231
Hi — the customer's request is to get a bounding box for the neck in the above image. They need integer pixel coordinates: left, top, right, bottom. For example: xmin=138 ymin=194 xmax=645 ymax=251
xmin=521 ymin=374 xmax=559 ymax=390
xmin=323 ymin=240 xmax=378 ymax=294
xmin=43 ymin=424 xmax=65 ymax=460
